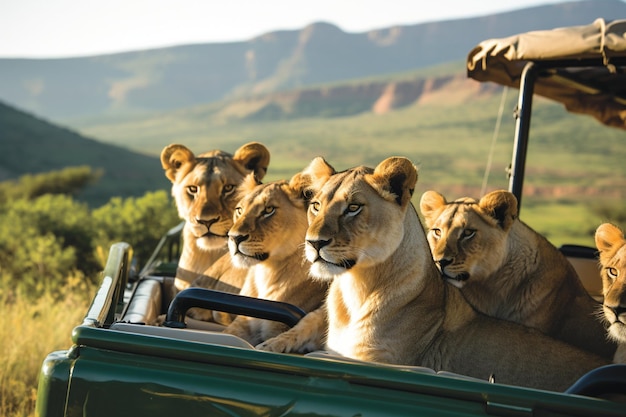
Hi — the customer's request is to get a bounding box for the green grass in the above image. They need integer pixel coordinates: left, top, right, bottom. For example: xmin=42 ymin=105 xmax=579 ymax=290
xmin=519 ymin=202 xmax=599 ymax=247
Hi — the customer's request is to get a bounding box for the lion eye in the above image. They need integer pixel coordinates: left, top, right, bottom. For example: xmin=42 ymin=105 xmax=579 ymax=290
xmin=186 ymin=185 xmax=198 ymax=196
xmin=310 ymin=201 xmax=320 ymax=215
xmin=462 ymin=229 xmax=476 ymax=240
xmin=222 ymin=184 xmax=235 ymax=196
xmin=234 ymin=206 xmax=243 ymax=217
xmin=607 ymin=267 xmax=619 ymax=280
xmin=345 ymin=204 xmax=362 ymax=217
xmin=431 ymin=228 xmax=441 ymax=239
xmin=263 ymin=206 xmax=275 ymax=218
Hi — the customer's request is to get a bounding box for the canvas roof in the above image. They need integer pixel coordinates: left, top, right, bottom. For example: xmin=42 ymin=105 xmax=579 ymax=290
xmin=467 ymin=18 xmax=626 ymax=130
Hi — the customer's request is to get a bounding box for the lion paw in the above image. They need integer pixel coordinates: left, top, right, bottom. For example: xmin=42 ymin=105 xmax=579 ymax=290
xmin=256 ymin=335 xmax=295 ymax=353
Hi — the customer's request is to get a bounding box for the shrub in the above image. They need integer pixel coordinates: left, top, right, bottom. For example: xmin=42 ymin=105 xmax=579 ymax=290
xmin=0 ymin=194 xmax=96 ymax=299
xmin=92 ymin=190 xmax=179 ymax=268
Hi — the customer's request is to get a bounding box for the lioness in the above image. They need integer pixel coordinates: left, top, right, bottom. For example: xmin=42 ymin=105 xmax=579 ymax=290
xmin=161 ymin=142 xmax=270 ymax=292
xmin=595 ymin=223 xmax=626 ymax=363
xmin=223 ymin=173 xmax=328 ymax=347
xmin=419 ymin=189 xmax=616 ymax=360
xmin=261 ymin=156 xmax=608 ymax=391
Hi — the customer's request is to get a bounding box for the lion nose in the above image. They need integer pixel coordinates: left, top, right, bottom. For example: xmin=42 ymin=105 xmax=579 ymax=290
xmin=437 ymin=258 xmax=452 ymax=268
xmin=231 ymin=234 xmax=249 ymax=245
xmin=307 ymin=239 xmax=331 ymax=252
xmin=196 ymin=217 xmax=219 ymax=228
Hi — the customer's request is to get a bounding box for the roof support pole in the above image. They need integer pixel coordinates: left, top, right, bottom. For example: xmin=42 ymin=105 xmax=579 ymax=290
xmin=509 ymin=62 xmax=537 ymax=212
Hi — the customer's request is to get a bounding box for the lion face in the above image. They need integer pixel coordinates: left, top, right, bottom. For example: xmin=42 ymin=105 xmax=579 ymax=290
xmin=228 ymin=175 xmax=308 ymax=269
xmin=420 ymin=190 xmax=518 ymax=288
xmin=161 ymin=143 xmax=270 ymax=252
xmin=302 ymin=157 xmax=417 ymax=280
xmin=595 ymin=223 xmax=626 ymax=343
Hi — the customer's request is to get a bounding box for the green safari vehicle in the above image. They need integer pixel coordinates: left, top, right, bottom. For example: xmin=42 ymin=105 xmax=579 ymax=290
xmin=36 ymin=19 xmax=626 ymax=417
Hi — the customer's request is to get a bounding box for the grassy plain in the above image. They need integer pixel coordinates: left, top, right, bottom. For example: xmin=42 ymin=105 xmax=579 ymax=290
xmin=0 ymin=279 xmax=92 ymax=417
xmin=79 ymin=88 xmax=625 ymax=247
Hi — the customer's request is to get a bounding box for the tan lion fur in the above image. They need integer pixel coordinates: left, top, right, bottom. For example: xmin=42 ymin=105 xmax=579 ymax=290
xmin=595 ymin=223 xmax=626 ymax=363
xmin=160 ymin=142 xmax=270 ymax=292
xmin=222 ymin=173 xmax=328 ymax=347
xmin=419 ymin=190 xmax=616 ymax=360
xmin=262 ymin=156 xmax=608 ymax=392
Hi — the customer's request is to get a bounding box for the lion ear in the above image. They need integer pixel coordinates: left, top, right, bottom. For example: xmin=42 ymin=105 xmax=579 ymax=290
xmin=292 ymin=157 xmax=336 ymax=200
xmin=233 ymin=142 xmax=271 ymax=181
xmin=161 ymin=144 xmax=195 ymax=182
xmin=237 ymin=172 xmax=261 ymax=199
xmin=419 ymin=191 xmax=447 ymax=225
xmin=369 ymin=157 xmax=418 ymax=208
xmin=305 ymin=157 xmax=336 ymax=182
xmin=478 ymin=190 xmax=518 ymax=230
xmin=595 ymin=223 xmax=624 ymax=254
xmin=288 ymin=172 xmax=311 ymax=202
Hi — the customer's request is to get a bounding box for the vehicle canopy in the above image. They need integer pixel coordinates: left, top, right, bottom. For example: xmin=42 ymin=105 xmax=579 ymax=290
xmin=466 ymin=18 xmax=626 ymax=206
xmin=468 ymin=18 xmax=626 ymax=129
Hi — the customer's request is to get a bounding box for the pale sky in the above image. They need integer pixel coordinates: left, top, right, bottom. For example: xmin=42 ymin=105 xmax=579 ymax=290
xmin=1 ymin=0 xmax=574 ymax=58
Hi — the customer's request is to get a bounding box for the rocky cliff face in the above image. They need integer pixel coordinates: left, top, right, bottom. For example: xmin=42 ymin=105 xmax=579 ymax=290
xmin=217 ymin=73 xmax=502 ymax=121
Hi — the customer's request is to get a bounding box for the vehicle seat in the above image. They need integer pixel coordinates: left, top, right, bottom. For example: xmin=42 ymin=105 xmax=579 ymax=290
xmin=559 ymin=244 xmax=603 ymax=301
xmin=122 ymin=278 xmax=162 ymax=325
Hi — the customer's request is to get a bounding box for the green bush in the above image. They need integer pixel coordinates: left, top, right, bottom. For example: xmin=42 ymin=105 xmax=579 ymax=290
xmin=92 ymin=190 xmax=179 ymax=267
xmin=0 ymin=169 xmax=179 ymax=301
xmin=0 ymin=194 xmax=93 ymax=299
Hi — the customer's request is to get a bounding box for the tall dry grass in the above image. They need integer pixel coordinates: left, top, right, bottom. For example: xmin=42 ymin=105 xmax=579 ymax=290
xmin=0 ymin=274 xmax=93 ymax=417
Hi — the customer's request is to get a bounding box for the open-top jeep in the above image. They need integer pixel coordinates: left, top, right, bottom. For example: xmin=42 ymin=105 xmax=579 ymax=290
xmin=37 ymin=18 xmax=626 ymax=417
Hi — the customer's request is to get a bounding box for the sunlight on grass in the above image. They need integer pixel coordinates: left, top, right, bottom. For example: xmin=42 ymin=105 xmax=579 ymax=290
xmin=0 ymin=277 xmax=91 ymax=417
xmin=520 ymin=202 xmax=599 ymax=248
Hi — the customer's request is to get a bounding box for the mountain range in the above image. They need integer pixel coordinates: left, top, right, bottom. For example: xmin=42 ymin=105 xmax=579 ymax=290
xmin=1 ymin=0 xmax=624 ymax=123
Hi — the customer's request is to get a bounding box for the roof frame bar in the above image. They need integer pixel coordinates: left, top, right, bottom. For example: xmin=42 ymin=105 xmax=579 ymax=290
xmin=508 ymin=57 xmax=626 ymax=212
xmin=509 ymin=62 xmax=536 ymax=211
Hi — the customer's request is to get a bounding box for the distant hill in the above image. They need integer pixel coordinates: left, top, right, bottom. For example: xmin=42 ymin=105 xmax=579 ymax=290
xmin=185 ymin=64 xmax=502 ymax=122
xmin=0 ymin=0 xmax=624 ymax=122
xmin=0 ymin=101 xmax=168 ymax=206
